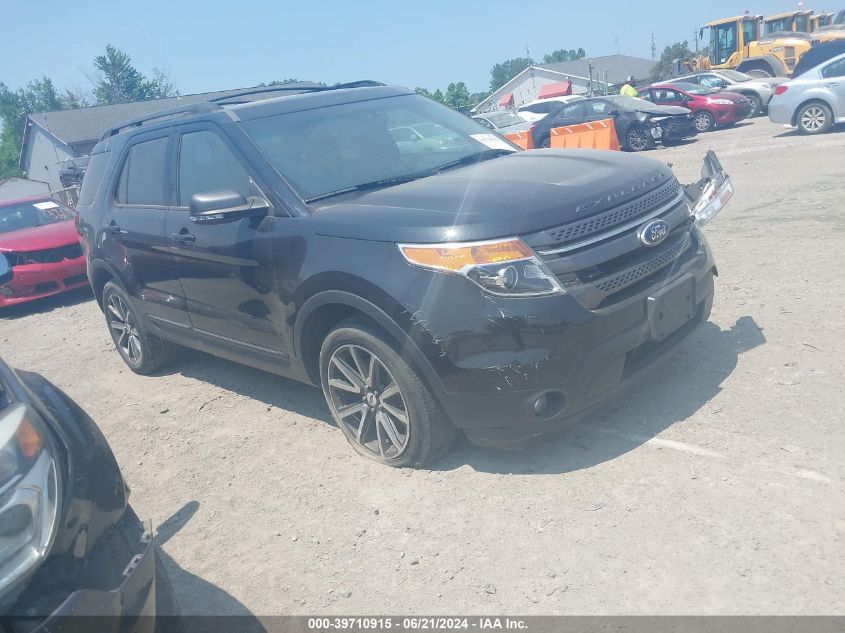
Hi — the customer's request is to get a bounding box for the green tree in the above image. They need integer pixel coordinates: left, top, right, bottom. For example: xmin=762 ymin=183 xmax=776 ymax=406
xmin=443 ymin=82 xmax=471 ymax=110
xmin=649 ymin=41 xmax=694 ymax=82
xmin=258 ymin=78 xmax=302 ymax=86
xmin=0 ymin=78 xmax=64 ymax=178
xmin=542 ymin=48 xmax=586 ymax=64
xmin=93 ymin=45 xmax=178 ymax=104
xmin=489 ymin=57 xmax=534 ymax=92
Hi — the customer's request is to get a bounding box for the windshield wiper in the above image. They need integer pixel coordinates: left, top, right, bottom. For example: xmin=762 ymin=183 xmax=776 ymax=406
xmin=304 ymin=149 xmax=515 ymax=204
xmin=427 ymin=149 xmax=515 ymax=174
xmin=304 ymin=174 xmax=430 ymax=203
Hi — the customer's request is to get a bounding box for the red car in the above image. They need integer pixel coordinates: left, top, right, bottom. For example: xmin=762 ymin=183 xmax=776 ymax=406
xmin=0 ymin=196 xmax=88 ymax=308
xmin=638 ymin=82 xmax=754 ymax=132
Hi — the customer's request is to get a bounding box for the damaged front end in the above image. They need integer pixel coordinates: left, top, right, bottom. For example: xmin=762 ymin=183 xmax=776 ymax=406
xmin=685 ymin=150 xmax=734 ymax=226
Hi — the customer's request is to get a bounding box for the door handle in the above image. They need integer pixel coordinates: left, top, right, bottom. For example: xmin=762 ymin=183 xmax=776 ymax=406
xmin=171 ymin=231 xmax=196 ymax=245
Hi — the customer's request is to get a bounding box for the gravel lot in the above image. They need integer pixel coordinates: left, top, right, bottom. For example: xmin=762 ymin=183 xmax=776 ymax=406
xmin=2 ymin=117 xmax=844 ymax=617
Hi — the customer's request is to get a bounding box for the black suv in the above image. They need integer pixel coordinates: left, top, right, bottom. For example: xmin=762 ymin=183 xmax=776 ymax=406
xmin=77 ymin=82 xmax=730 ymax=467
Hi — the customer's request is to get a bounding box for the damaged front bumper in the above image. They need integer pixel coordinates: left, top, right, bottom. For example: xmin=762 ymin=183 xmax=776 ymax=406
xmin=416 ymin=152 xmax=732 ymax=447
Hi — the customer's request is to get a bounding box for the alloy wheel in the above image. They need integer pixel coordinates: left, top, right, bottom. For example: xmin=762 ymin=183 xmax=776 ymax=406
xmin=627 ymin=128 xmax=649 ymax=151
xmin=800 ymin=106 xmax=826 ymax=132
xmin=326 ymin=344 xmax=410 ymax=460
xmin=694 ymin=113 xmax=713 ymax=132
xmin=107 ymin=294 xmax=142 ymax=364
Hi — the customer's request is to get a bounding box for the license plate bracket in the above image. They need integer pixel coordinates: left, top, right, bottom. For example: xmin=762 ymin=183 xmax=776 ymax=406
xmin=647 ymin=274 xmax=696 ymax=342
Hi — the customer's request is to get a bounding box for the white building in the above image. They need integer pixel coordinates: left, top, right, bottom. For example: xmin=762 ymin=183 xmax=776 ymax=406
xmin=473 ymin=55 xmax=656 ymax=113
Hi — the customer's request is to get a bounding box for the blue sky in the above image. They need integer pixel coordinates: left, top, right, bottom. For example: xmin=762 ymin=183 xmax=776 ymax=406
xmin=2 ymin=0 xmax=810 ymax=96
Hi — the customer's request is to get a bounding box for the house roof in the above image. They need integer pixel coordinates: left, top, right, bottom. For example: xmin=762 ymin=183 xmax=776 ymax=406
xmin=472 ymin=54 xmax=655 ymax=113
xmin=26 ymin=82 xmax=322 ymax=146
xmin=539 ymin=55 xmax=655 ymax=85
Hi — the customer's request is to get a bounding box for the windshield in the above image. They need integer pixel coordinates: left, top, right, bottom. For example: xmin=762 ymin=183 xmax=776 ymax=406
xmin=482 ymin=112 xmax=524 ymax=128
xmin=0 ymin=200 xmax=74 ymax=234
xmin=673 ymin=83 xmax=718 ymax=95
xmin=240 ymin=94 xmax=516 ymax=202
xmin=717 ymin=69 xmax=753 ymax=82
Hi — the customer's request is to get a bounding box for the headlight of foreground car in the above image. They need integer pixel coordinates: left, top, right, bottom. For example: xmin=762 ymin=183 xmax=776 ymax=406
xmin=399 ymin=238 xmax=565 ymax=297
xmin=0 ymin=403 xmax=61 ymax=597
xmin=686 ymin=149 xmax=734 ymax=227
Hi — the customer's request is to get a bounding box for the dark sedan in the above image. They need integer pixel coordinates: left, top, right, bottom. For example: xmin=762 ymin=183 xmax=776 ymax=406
xmin=530 ymin=95 xmax=698 ymax=151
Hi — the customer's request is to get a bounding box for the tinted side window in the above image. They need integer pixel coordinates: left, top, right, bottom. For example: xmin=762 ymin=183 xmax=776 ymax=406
xmin=588 ymin=101 xmax=612 ymax=114
xmin=822 ymin=58 xmax=845 ymax=78
xmin=558 ymin=102 xmax=585 ymax=119
xmin=116 ymin=137 xmax=169 ymax=206
xmin=78 ymin=151 xmax=110 ymax=206
xmin=178 ymin=130 xmax=251 ymax=206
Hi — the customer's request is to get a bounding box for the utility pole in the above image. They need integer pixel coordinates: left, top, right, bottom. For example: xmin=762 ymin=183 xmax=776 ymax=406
xmin=588 ymin=63 xmax=594 ymax=96
xmin=651 ymin=33 xmax=657 ymax=60
xmin=615 ymin=36 xmax=620 ymax=55
xmin=694 ymin=30 xmax=700 ymax=54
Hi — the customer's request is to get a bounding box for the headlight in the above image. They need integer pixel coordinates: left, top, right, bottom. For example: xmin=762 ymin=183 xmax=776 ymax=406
xmin=707 ymin=98 xmax=733 ymax=105
xmin=0 ymin=403 xmax=61 ymax=597
xmin=399 ymin=238 xmax=564 ymax=297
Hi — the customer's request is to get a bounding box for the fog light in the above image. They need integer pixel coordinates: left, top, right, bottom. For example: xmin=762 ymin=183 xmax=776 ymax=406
xmin=533 ymin=394 xmax=548 ymax=415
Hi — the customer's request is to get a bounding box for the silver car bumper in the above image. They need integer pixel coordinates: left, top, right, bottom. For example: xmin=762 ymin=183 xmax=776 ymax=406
xmin=767 ymin=100 xmax=793 ymax=125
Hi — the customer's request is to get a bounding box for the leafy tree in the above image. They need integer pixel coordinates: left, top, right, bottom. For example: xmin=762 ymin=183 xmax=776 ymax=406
xmin=432 ymin=88 xmax=444 ymax=103
xmin=542 ymin=48 xmax=586 ymax=64
xmin=443 ymin=82 xmax=472 ymax=110
xmin=489 ymin=57 xmax=534 ymax=92
xmin=93 ymin=45 xmax=178 ymax=104
xmin=650 ymin=41 xmax=694 ymax=82
xmin=0 ymin=78 xmax=64 ymax=178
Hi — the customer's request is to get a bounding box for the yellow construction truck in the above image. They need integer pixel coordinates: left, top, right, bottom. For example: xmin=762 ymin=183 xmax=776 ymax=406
xmin=686 ymin=14 xmax=813 ymax=77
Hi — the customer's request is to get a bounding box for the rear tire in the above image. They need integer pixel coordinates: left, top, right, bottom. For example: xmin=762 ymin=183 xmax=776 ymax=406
xmin=796 ymin=102 xmax=833 ymax=135
xmin=694 ymin=111 xmax=715 ymax=132
xmin=319 ymin=318 xmax=457 ymax=467
xmin=102 ymin=282 xmax=177 ymax=375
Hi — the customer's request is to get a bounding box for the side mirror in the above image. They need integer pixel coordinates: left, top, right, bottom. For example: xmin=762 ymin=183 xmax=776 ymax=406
xmin=189 ymin=190 xmax=270 ymax=225
xmin=0 ymin=252 xmax=12 ymax=286
xmin=609 ymin=108 xmax=621 ymax=116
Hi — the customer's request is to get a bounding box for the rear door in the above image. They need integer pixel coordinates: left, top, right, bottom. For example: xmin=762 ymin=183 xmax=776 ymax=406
xmin=102 ymin=132 xmax=190 ymax=328
xmin=820 ymin=57 xmax=845 ymax=116
xmin=165 ymin=123 xmax=286 ymax=355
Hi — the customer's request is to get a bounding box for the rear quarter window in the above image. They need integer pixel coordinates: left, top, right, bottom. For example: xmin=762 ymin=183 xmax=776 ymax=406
xmin=77 ymin=151 xmax=111 ymax=206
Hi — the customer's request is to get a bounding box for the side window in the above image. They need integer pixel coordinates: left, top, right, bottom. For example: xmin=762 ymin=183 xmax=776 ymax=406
xmin=558 ymin=102 xmax=585 ymax=119
xmin=116 ymin=137 xmax=169 ymax=206
xmin=588 ymin=101 xmax=612 ymax=115
xmin=699 ymin=76 xmax=718 ymax=88
xmin=822 ymin=59 xmax=845 ymax=78
xmin=178 ymin=130 xmax=251 ymax=206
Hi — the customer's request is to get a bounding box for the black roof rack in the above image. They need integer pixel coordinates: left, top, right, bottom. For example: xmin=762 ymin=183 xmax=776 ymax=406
xmin=99 ymin=80 xmax=388 ymax=140
xmin=209 ymin=80 xmax=387 ymax=104
xmin=99 ymin=102 xmax=222 ymax=140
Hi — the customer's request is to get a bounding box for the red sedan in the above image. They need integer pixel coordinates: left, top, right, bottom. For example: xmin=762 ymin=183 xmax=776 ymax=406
xmin=638 ymin=82 xmax=754 ymax=132
xmin=0 ymin=196 xmax=88 ymax=308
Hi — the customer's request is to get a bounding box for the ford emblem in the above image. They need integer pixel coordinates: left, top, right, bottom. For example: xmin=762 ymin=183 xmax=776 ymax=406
xmin=638 ymin=219 xmax=670 ymax=247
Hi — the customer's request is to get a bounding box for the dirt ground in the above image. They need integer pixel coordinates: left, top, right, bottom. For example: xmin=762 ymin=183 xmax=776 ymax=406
xmin=2 ymin=117 xmax=844 ymax=617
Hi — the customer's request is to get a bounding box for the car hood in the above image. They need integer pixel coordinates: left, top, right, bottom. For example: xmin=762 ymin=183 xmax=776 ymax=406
xmin=736 ymin=78 xmax=783 ymax=88
xmin=0 ymin=220 xmax=78 ymax=253
xmin=309 ymin=150 xmax=675 ymax=243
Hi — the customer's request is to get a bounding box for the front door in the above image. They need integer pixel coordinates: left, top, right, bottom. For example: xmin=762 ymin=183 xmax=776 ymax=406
xmin=102 ymin=132 xmax=191 ymax=328
xmin=821 ymin=57 xmax=845 ymax=117
xmin=165 ymin=125 xmax=286 ymax=355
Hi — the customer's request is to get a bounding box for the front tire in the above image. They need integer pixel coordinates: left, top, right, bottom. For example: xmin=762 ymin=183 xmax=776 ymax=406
xmin=539 ymin=136 xmax=551 ymax=148
xmin=625 ymin=126 xmax=652 ymax=152
xmin=320 ymin=319 xmax=457 ymax=467
xmin=102 ymin=282 xmax=176 ymax=375
xmin=796 ymin=102 xmax=833 ymax=135
xmin=694 ymin=111 xmax=715 ymax=132
xmin=744 ymin=93 xmax=763 ymax=117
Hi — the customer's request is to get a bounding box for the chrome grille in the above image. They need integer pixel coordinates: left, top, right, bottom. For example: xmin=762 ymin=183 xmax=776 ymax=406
xmin=6 ymin=243 xmax=83 ymax=266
